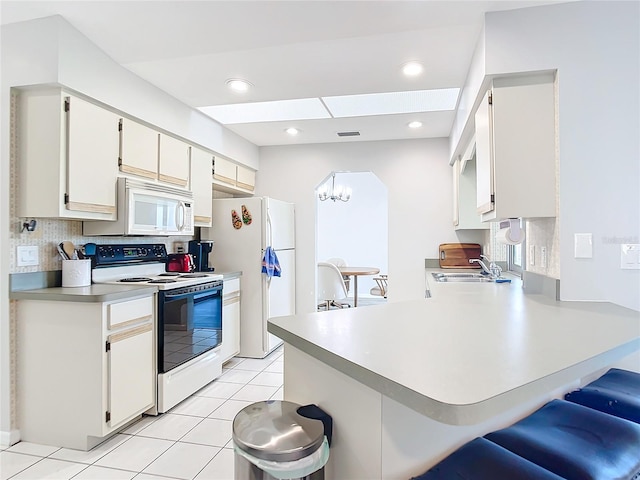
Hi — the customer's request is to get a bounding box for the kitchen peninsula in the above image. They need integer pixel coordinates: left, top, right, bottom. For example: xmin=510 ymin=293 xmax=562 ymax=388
xmin=268 ymin=276 xmax=640 ymax=479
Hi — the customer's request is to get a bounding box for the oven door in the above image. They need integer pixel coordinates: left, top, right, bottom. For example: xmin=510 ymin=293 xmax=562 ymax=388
xmin=158 ymin=282 xmax=223 ymax=373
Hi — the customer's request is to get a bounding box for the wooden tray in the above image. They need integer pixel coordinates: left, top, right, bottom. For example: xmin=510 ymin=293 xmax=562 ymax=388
xmin=439 ymin=243 xmax=482 ymax=269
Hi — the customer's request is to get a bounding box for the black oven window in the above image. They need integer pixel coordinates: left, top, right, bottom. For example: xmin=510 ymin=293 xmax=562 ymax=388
xmin=160 ymin=287 xmax=222 ymax=373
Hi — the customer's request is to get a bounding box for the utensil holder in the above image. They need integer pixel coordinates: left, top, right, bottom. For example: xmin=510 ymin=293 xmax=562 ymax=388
xmin=62 ymin=259 xmax=91 ymax=287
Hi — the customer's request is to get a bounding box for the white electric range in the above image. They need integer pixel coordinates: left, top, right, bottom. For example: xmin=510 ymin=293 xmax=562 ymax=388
xmin=91 ymin=243 xmax=225 ymax=413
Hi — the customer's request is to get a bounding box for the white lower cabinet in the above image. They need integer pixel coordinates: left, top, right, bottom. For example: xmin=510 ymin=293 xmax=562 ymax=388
xmin=17 ymin=294 xmax=156 ymax=450
xmin=221 ymin=277 xmax=241 ymax=364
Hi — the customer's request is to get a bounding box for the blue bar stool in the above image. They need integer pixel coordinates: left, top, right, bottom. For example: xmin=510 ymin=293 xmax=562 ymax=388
xmin=410 ymin=437 xmax=563 ymax=480
xmin=565 ymin=368 xmax=640 ymax=424
xmin=485 ymin=399 xmax=640 ymax=480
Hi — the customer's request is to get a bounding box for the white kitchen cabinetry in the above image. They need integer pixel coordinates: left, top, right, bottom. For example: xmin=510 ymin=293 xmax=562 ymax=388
xmin=17 ymin=88 xmax=119 ymax=220
xmin=475 ymin=74 xmax=556 ymax=222
xmin=119 ymin=117 xmax=159 ymax=181
xmin=221 ymin=277 xmax=241 ymax=364
xmin=236 ymin=164 xmax=256 ymax=192
xmin=190 ymin=146 xmax=214 ymax=226
xmin=17 ymin=295 xmax=155 ymax=450
xmin=453 ymin=158 xmax=489 ymax=230
xmin=159 ymin=133 xmax=190 ymax=188
xmin=213 ymin=157 xmax=256 ymax=194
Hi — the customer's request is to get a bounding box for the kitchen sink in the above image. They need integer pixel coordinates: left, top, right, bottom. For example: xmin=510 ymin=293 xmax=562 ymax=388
xmin=431 ymin=272 xmax=494 ymax=283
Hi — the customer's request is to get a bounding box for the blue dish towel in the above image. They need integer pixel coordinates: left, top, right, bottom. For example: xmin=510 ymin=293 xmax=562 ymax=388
xmin=261 ymin=246 xmax=281 ymax=277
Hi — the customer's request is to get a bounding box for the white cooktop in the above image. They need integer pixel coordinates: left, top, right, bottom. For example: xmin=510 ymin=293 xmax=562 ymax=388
xmin=92 ymin=263 xmax=223 ymax=290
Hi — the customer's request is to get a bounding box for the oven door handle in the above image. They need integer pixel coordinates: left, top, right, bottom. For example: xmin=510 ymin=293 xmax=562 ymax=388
xmin=163 ymin=290 xmax=199 ymax=301
xmin=163 ymin=287 xmax=222 ymax=301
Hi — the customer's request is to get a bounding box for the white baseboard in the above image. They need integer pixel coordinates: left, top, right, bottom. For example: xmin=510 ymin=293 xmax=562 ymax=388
xmin=0 ymin=428 xmax=20 ymax=447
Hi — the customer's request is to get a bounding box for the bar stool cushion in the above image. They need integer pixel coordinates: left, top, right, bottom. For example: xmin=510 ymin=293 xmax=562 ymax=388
xmin=410 ymin=437 xmax=564 ymax=480
xmin=565 ymin=368 xmax=640 ymax=424
xmin=485 ymin=399 xmax=640 ymax=480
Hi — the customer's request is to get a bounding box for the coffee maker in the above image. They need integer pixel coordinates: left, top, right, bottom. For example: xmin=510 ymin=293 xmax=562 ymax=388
xmin=188 ymin=240 xmax=215 ymax=272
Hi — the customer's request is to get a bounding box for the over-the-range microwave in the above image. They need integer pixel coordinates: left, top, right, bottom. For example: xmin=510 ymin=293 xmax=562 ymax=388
xmin=83 ymin=177 xmax=194 ymax=236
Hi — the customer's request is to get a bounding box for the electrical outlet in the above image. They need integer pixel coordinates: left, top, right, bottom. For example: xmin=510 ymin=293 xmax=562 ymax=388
xmin=17 ymin=246 xmax=39 ymax=266
xmin=621 ymin=244 xmax=640 ymax=270
xmin=529 ymin=245 xmax=535 ymax=266
xmin=540 ymin=246 xmax=547 ymax=268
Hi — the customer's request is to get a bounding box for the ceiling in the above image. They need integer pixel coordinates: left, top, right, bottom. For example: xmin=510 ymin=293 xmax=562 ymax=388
xmin=1 ymin=0 xmax=570 ymax=147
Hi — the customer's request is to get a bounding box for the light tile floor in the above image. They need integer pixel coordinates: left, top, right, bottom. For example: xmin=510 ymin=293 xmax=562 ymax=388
xmin=0 ymin=346 xmax=284 ymax=480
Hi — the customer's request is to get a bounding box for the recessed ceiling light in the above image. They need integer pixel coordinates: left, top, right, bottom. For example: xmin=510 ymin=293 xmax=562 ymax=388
xmin=402 ymin=61 xmax=424 ymax=76
xmin=226 ymin=78 xmax=252 ymax=93
xmin=285 ymin=127 xmax=299 ymax=136
xmin=408 ymin=121 xmax=423 ymax=129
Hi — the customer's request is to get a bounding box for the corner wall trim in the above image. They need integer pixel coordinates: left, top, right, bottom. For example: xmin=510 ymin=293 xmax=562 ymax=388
xmin=523 ymin=271 xmax=560 ymax=300
xmin=0 ymin=429 xmax=21 ymax=447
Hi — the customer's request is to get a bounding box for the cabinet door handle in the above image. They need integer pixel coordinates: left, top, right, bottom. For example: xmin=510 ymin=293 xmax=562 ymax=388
xmin=107 ymin=323 xmax=152 ymax=344
xmin=223 ymin=296 xmax=240 ymax=306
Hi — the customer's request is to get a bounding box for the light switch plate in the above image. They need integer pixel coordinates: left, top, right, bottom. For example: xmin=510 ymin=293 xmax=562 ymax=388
xmin=529 ymin=245 xmax=535 ymax=266
xmin=574 ymin=233 xmax=593 ymax=258
xmin=17 ymin=246 xmax=39 ymax=266
xmin=621 ymin=244 xmax=640 ymax=270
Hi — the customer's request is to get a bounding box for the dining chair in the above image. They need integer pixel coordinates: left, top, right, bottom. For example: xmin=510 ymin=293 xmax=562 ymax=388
xmin=326 ymin=257 xmax=350 ymax=292
xmin=370 ymin=274 xmax=388 ymax=298
xmin=317 ymin=262 xmax=350 ymax=310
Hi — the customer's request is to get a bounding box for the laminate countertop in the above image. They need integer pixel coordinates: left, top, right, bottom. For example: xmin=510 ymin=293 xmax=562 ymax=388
xmin=10 ymin=284 xmax=157 ymax=303
xmin=268 ymin=270 xmax=640 ymax=425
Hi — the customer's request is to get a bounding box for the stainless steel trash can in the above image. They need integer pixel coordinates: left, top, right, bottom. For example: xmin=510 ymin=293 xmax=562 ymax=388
xmin=233 ymin=400 xmax=329 ymax=480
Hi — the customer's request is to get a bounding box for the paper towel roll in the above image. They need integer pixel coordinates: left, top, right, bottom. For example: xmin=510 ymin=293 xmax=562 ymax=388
xmin=496 ymin=226 xmax=524 ymax=245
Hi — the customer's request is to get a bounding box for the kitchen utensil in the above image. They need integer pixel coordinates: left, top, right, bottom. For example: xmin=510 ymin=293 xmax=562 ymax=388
xmin=57 ymin=243 xmax=69 ymax=260
xmin=61 ymin=241 xmax=76 ymax=260
xmin=83 ymin=243 xmax=97 ymax=256
xmin=438 ymin=243 xmax=482 ymax=269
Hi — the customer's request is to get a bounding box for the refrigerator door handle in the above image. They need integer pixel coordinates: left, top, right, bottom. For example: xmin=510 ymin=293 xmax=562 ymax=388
xmin=266 ymin=209 xmax=273 ymax=247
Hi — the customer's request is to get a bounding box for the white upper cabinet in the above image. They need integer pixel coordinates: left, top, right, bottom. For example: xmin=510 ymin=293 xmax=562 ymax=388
xmin=236 ymin=164 xmax=256 ymax=192
xmin=213 ymin=157 xmax=256 ymax=194
xmin=453 ymin=149 xmax=489 ymax=230
xmin=119 ymin=117 xmax=159 ymax=181
xmin=190 ymin=146 xmax=213 ymax=227
xmin=159 ymin=133 xmax=190 ymax=188
xmin=213 ymin=156 xmax=237 ymax=187
xmin=475 ymin=74 xmax=556 ymax=222
xmin=17 ymin=88 xmax=119 ymax=220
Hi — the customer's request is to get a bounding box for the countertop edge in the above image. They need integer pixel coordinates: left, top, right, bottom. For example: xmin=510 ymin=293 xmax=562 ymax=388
xmin=10 ymin=285 xmax=157 ymax=302
xmin=221 ymin=271 xmax=242 ymax=280
xmin=270 ymin=319 xmax=640 ymax=425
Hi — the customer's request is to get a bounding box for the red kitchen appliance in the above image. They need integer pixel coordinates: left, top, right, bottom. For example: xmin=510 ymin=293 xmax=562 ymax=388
xmin=166 ymin=253 xmax=195 ymax=273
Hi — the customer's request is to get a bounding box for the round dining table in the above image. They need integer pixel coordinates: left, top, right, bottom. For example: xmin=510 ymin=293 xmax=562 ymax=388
xmin=338 ymin=266 xmax=380 ymax=307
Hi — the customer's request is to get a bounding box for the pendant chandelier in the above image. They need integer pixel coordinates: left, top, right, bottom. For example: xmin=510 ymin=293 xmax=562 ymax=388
xmin=318 ymin=172 xmax=352 ymax=202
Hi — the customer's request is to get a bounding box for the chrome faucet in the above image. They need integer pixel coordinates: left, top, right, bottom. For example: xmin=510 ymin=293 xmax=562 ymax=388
xmin=469 ymin=255 xmax=503 ymax=279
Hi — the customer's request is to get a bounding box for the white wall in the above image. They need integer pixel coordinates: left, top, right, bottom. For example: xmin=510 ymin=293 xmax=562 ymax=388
xmin=483 ymin=1 xmax=640 ymax=310
xmin=256 ymin=139 xmax=485 ymax=314
xmin=317 ymin=171 xmax=389 ymax=296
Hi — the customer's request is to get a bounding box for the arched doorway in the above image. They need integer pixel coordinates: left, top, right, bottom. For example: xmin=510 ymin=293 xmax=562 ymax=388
xmin=315 ymin=171 xmax=388 ymax=307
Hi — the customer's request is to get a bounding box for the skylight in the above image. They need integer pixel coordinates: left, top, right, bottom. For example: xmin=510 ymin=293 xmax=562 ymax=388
xmin=199 ymin=88 xmax=460 ymax=125
xmin=322 ymin=88 xmax=459 ymax=118
xmin=199 ymin=98 xmax=331 ymax=125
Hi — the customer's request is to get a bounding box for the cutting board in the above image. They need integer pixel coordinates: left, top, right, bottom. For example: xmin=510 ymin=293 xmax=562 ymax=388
xmin=439 ymin=243 xmax=482 ymax=269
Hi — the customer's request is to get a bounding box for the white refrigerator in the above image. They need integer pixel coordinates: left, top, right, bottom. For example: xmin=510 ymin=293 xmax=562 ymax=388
xmin=203 ymin=197 xmax=295 ymax=358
